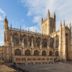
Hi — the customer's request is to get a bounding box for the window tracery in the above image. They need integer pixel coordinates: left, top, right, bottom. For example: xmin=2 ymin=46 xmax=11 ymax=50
xmin=34 ymin=50 xmax=39 ymax=56
xmin=15 ymin=49 xmax=21 ymax=56
xmin=42 ymin=39 xmax=47 ymax=48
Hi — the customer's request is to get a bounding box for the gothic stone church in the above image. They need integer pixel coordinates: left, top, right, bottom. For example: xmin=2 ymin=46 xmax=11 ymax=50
xmin=3 ymin=10 xmax=72 ymax=64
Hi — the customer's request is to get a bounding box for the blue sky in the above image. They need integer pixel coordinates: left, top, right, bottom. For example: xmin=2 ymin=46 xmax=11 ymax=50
xmin=0 ymin=0 xmax=72 ymax=45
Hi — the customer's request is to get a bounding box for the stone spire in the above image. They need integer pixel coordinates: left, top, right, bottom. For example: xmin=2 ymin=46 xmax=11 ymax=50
xmin=4 ymin=17 xmax=8 ymax=31
xmin=48 ymin=10 xmax=50 ymax=17
xmin=54 ymin=12 xmax=56 ymax=21
xmin=41 ymin=18 xmax=43 ymax=23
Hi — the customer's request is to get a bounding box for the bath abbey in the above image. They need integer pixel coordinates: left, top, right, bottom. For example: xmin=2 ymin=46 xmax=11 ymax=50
xmin=1 ymin=10 xmax=72 ymax=64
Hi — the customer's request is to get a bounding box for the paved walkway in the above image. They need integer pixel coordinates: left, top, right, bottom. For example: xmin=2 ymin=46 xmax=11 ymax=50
xmin=0 ymin=64 xmax=16 ymax=72
xmin=16 ymin=62 xmax=72 ymax=72
xmin=1 ymin=62 xmax=72 ymax=72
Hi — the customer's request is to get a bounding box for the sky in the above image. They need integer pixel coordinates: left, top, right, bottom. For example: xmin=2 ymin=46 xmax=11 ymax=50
xmin=0 ymin=0 xmax=72 ymax=45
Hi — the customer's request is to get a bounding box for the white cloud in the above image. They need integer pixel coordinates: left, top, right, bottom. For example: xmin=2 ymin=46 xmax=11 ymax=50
xmin=29 ymin=25 xmax=40 ymax=32
xmin=0 ymin=8 xmax=6 ymax=17
xmin=28 ymin=26 xmax=35 ymax=32
xmin=0 ymin=42 xmax=4 ymax=46
xmin=0 ymin=30 xmax=4 ymax=45
xmin=0 ymin=16 xmax=2 ymax=21
xmin=21 ymin=0 xmax=72 ymax=29
xmin=0 ymin=8 xmax=5 ymax=45
xmin=0 ymin=8 xmax=6 ymax=22
xmin=21 ymin=0 xmax=57 ymax=16
xmin=33 ymin=16 xmax=41 ymax=23
xmin=27 ymin=11 xmax=32 ymax=16
xmin=0 ymin=8 xmax=6 ymax=16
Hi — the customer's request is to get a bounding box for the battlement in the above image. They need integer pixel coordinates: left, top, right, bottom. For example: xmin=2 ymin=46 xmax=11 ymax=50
xmin=41 ymin=10 xmax=56 ymax=24
xmin=41 ymin=10 xmax=56 ymax=35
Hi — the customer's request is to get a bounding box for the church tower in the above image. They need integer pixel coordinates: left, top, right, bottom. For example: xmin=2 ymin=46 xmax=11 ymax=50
xmin=59 ymin=22 xmax=67 ymax=61
xmin=59 ymin=21 xmax=72 ymax=61
xmin=41 ymin=10 xmax=56 ymax=35
xmin=4 ymin=17 xmax=8 ymax=31
xmin=4 ymin=17 xmax=9 ymax=46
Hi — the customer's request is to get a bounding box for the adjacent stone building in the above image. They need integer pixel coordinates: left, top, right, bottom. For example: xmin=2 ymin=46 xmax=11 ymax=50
xmin=0 ymin=46 xmax=4 ymax=60
xmin=3 ymin=10 xmax=72 ymax=64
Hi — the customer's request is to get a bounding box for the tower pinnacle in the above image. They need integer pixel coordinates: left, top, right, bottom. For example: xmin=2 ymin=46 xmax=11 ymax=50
xmin=4 ymin=17 xmax=8 ymax=31
xmin=48 ymin=10 xmax=50 ymax=17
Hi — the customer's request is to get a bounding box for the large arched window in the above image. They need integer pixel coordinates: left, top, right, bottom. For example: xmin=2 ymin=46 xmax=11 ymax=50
xmin=42 ymin=51 xmax=46 ymax=56
xmin=34 ymin=50 xmax=39 ymax=56
xmin=20 ymin=35 xmax=24 ymax=43
xmin=13 ymin=33 xmax=19 ymax=45
xmin=28 ymin=37 xmax=32 ymax=47
xmin=24 ymin=36 xmax=28 ymax=47
xmin=28 ymin=36 xmax=34 ymax=47
xmin=13 ymin=35 xmax=19 ymax=45
xmin=55 ymin=51 xmax=59 ymax=56
xmin=36 ymin=37 xmax=41 ymax=48
xmin=14 ymin=37 xmax=19 ymax=44
xmin=49 ymin=38 xmax=54 ymax=48
xmin=42 ymin=39 xmax=47 ymax=48
xmin=25 ymin=50 xmax=31 ymax=56
xmin=55 ymin=35 xmax=59 ymax=48
xmin=15 ymin=49 xmax=21 ymax=56
xmin=49 ymin=51 xmax=53 ymax=56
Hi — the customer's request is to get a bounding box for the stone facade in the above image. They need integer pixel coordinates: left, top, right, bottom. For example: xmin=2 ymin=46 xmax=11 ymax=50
xmin=0 ymin=46 xmax=3 ymax=60
xmin=3 ymin=10 xmax=72 ymax=64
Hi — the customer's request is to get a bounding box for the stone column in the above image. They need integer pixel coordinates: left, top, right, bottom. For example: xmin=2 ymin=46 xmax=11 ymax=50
xmin=40 ymin=37 xmax=42 ymax=49
xmin=62 ymin=27 xmax=66 ymax=61
xmin=47 ymin=37 xmax=50 ymax=56
xmin=22 ymin=38 xmax=24 ymax=48
xmin=39 ymin=49 xmax=42 ymax=56
xmin=31 ymin=38 xmax=34 ymax=48
xmin=59 ymin=23 xmax=62 ymax=60
xmin=53 ymin=36 xmax=56 ymax=56
xmin=70 ymin=25 xmax=72 ymax=54
xmin=24 ymin=36 xmax=27 ymax=48
xmin=11 ymin=36 xmax=14 ymax=47
xmin=40 ymin=37 xmax=42 ymax=56
xmin=22 ymin=48 xmax=25 ymax=55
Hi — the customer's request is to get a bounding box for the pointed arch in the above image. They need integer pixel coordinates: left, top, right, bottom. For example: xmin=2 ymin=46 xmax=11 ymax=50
xmin=49 ymin=37 xmax=54 ymax=48
xmin=36 ymin=37 xmax=41 ymax=48
xmin=55 ymin=51 xmax=59 ymax=56
xmin=42 ymin=51 xmax=46 ymax=56
xmin=42 ymin=38 xmax=47 ymax=48
xmin=34 ymin=50 xmax=39 ymax=56
xmin=25 ymin=50 xmax=31 ymax=56
xmin=15 ymin=49 xmax=21 ymax=56
xmin=49 ymin=51 xmax=53 ymax=56
xmin=55 ymin=35 xmax=59 ymax=48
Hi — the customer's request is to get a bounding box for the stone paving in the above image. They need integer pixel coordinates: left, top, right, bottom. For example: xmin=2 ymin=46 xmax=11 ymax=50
xmin=16 ymin=62 xmax=72 ymax=72
xmin=0 ymin=64 xmax=16 ymax=72
xmin=1 ymin=62 xmax=72 ymax=72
